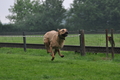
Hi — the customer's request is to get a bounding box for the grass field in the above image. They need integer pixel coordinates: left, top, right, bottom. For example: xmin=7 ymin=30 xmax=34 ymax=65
xmin=0 ymin=47 xmax=120 ymax=80
xmin=0 ymin=34 xmax=120 ymax=79
xmin=0 ymin=34 xmax=120 ymax=47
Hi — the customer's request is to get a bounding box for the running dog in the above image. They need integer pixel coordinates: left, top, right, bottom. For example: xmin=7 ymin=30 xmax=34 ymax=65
xmin=43 ymin=29 xmax=68 ymax=61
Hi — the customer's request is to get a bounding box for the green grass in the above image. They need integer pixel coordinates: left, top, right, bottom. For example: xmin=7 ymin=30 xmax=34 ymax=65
xmin=0 ymin=34 xmax=120 ymax=47
xmin=0 ymin=47 xmax=120 ymax=80
xmin=0 ymin=35 xmax=43 ymax=44
xmin=84 ymin=34 xmax=120 ymax=47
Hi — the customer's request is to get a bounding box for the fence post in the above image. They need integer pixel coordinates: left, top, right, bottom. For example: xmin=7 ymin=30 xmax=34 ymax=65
xmin=105 ymin=29 xmax=109 ymax=57
xmin=79 ymin=30 xmax=86 ymax=56
xmin=23 ymin=32 xmax=26 ymax=52
xmin=111 ymin=29 xmax=114 ymax=59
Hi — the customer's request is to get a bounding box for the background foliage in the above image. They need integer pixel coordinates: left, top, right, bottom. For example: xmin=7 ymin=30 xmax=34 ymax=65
xmin=1 ymin=0 xmax=120 ymax=32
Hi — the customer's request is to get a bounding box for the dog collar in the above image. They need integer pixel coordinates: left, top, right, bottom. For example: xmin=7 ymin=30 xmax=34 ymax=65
xmin=58 ymin=35 xmax=65 ymax=40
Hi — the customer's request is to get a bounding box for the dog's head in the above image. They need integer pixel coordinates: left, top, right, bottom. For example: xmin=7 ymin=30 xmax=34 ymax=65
xmin=58 ymin=29 xmax=68 ymax=39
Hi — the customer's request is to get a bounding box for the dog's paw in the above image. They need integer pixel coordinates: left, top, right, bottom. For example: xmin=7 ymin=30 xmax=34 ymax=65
xmin=51 ymin=57 xmax=55 ymax=61
xmin=61 ymin=55 xmax=64 ymax=58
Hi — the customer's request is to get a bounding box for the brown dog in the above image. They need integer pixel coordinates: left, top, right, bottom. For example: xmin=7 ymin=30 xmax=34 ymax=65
xmin=43 ymin=29 xmax=68 ymax=61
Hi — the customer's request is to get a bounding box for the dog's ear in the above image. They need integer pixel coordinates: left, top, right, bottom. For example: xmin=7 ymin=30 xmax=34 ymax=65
xmin=57 ymin=29 xmax=61 ymax=35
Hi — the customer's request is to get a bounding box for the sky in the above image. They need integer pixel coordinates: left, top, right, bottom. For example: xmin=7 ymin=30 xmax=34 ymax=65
xmin=0 ymin=0 xmax=73 ymax=24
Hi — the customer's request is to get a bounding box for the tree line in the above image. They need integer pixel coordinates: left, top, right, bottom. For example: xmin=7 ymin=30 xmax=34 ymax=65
xmin=1 ymin=0 xmax=120 ymax=32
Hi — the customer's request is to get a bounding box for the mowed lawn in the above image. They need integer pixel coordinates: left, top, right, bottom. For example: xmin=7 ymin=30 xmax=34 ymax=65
xmin=0 ymin=34 xmax=120 ymax=47
xmin=0 ymin=48 xmax=120 ymax=80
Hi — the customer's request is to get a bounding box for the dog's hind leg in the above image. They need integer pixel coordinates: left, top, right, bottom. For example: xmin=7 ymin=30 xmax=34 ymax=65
xmin=44 ymin=39 xmax=51 ymax=53
xmin=44 ymin=44 xmax=50 ymax=53
xmin=54 ymin=49 xmax=58 ymax=55
xmin=50 ymin=47 xmax=55 ymax=61
xmin=58 ymin=49 xmax=64 ymax=58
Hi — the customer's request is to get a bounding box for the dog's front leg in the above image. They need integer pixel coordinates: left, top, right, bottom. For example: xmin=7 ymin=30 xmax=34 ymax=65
xmin=51 ymin=51 xmax=55 ymax=61
xmin=58 ymin=49 xmax=64 ymax=58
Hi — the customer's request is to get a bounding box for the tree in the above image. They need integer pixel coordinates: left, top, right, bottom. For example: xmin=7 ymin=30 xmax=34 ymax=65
xmin=41 ymin=0 xmax=66 ymax=31
xmin=7 ymin=0 xmax=66 ymax=31
xmin=0 ymin=21 xmax=3 ymax=32
xmin=11 ymin=0 xmax=44 ymax=31
xmin=66 ymin=0 xmax=99 ymax=30
xmin=7 ymin=0 xmax=33 ymax=22
xmin=66 ymin=0 xmax=120 ymax=30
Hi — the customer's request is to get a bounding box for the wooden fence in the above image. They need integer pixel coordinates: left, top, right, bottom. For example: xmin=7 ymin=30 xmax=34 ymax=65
xmin=0 ymin=29 xmax=119 ymax=59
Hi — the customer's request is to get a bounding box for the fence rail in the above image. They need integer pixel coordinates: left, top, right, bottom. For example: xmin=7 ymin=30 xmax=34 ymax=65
xmin=0 ymin=30 xmax=120 ymax=35
xmin=0 ymin=35 xmax=79 ymax=38
xmin=0 ymin=42 xmax=120 ymax=54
